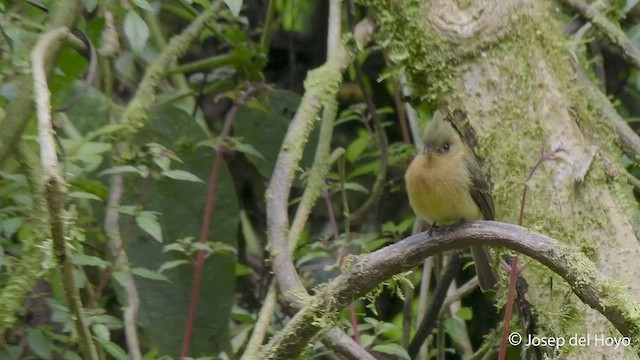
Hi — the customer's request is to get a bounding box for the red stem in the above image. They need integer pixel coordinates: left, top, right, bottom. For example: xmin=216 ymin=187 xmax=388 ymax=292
xmin=181 ymin=85 xmax=261 ymax=357
xmin=180 ymin=149 xmax=224 ymax=357
xmin=349 ymin=303 xmax=361 ymax=344
xmin=499 ymin=146 xmax=566 ymax=359
xmin=498 ymin=254 xmax=519 ymax=360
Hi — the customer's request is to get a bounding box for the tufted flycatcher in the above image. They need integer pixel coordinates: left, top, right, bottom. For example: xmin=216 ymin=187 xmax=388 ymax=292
xmin=405 ymin=115 xmax=498 ymax=292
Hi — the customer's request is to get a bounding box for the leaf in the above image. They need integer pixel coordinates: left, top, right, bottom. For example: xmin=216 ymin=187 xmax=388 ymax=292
xmin=81 ymin=0 xmax=98 ymax=12
xmin=63 ymin=351 xmax=83 ymax=360
xmin=234 ymin=263 xmax=251 ymax=277
xmin=158 ymin=260 xmax=189 ymax=273
xmin=72 ymin=254 xmax=110 ymax=269
xmin=132 ymin=267 xmax=171 ymax=282
xmin=346 ymin=132 xmax=370 ymax=163
xmin=0 ymin=346 xmax=23 ymax=360
xmin=0 ymin=217 xmax=23 ymax=238
xmin=112 ymin=271 xmax=129 ymax=287
xmin=224 ymin=0 xmax=243 ymax=16
xmin=92 ymin=324 xmax=110 ymax=342
xmin=124 ymin=10 xmax=149 ymax=53
xmin=132 ymin=0 xmax=154 ymax=11
xmin=27 ymin=329 xmax=54 ymax=359
xmin=75 ymin=142 xmax=112 ymax=157
xmin=444 ymin=317 xmax=467 ymax=344
xmin=343 ymin=182 xmax=369 ymax=194
xmin=456 ymin=307 xmax=473 ymax=320
xmin=86 ymin=124 xmax=129 ymax=141
xmin=68 ymin=191 xmax=103 ymax=202
xmin=136 ymin=211 xmax=163 ymax=243
xmin=99 ymin=165 xmax=147 ymax=177
xmin=625 ymin=0 xmax=640 ymax=14
xmin=161 ymin=169 xmax=204 ymax=183
xmin=228 ymin=138 xmax=265 ymax=161
xmin=96 ymin=339 xmax=128 ymax=360
xmin=126 ymin=104 xmax=239 ymax=357
xmin=371 ymin=344 xmax=410 ymax=359
xmin=154 ymin=157 xmax=171 ymax=171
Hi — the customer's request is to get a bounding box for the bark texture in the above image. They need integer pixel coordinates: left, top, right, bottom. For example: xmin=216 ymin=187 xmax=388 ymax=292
xmin=361 ymin=0 xmax=640 ymax=358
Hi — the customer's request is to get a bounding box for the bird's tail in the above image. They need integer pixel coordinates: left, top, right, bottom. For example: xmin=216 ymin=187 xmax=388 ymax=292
xmin=470 ymin=246 xmax=498 ymax=292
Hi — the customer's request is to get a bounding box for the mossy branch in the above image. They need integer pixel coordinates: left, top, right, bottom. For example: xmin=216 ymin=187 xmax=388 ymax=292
xmin=264 ymin=14 xmax=376 ymax=359
xmin=564 ymin=0 xmax=640 ymax=70
xmin=259 ymin=221 xmax=640 ymax=359
xmin=32 ymin=27 xmax=98 ymax=360
xmin=120 ymin=4 xmax=219 ymax=132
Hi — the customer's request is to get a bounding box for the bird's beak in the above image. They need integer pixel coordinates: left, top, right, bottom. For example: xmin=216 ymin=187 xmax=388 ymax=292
xmin=422 ymin=145 xmax=436 ymax=154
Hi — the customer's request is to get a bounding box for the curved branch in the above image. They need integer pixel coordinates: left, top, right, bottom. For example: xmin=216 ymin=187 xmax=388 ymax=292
xmin=32 ymin=27 xmax=99 ymax=360
xmin=259 ymin=221 xmax=640 ymax=359
xmin=264 ymin=15 xmax=377 ymax=360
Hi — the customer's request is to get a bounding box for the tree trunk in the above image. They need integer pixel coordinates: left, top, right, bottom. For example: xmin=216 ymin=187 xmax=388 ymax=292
xmin=361 ymin=0 xmax=640 ymax=358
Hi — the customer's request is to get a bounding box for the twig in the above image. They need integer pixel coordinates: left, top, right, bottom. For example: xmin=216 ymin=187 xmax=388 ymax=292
xmin=288 ymin=102 xmax=339 ymax=253
xmin=32 ymin=27 xmax=98 ymax=360
xmin=347 ymin=3 xmax=389 ymax=226
xmin=573 ymin=63 xmax=640 ymax=159
xmin=121 ymin=4 xmax=219 ymax=132
xmin=240 ymin=281 xmax=278 ymax=360
xmin=499 ymin=147 xmax=566 ymax=360
xmin=104 ymin=174 xmax=142 ymax=360
xmin=438 ymin=277 xmax=479 ymax=318
xmin=564 ymin=0 xmax=640 ymax=69
xmin=408 ymin=252 xmax=462 ymax=358
xmin=259 ymin=0 xmax=275 ymax=51
xmin=258 ymin=221 xmax=640 ymax=359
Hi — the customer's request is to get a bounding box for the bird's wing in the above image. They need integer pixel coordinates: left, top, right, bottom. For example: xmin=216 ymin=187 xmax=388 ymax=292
xmin=465 ymin=155 xmax=495 ymax=220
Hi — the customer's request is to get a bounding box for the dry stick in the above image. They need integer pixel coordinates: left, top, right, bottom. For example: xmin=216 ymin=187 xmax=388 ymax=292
xmin=32 ymin=27 xmax=99 ymax=360
xmin=323 ymin=191 xmax=361 ymax=344
xmin=181 ymin=85 xmax=260 ymax=357
xmin=564 ymin=0 xmax=640 ymax=69
xmin=438 ymin=277 xmax=479 ymax=318
xmin=408 ymin=252 xmax=462 ymax=359
xmin=240 ymin=281 xmax=278 ymax=360
xmin=258 ymin=221 xmax=640 ymax=359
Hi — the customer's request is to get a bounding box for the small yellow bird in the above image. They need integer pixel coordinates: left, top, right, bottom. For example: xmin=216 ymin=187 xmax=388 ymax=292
xmin=405 ymin=115 xmax=498 ymax=292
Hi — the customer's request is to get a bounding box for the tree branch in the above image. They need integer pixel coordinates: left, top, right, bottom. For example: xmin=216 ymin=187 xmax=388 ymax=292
xmin=563 ymin=0 xmax=640 ymax=70
xmin=32 ymin=27 xmax=99 ymax=360
xmin=259 ymin=221 xmax=640 ymax=359
xmin=104 ymin=174 xmax=142 ymax=360
xmin=264 ymin=14 xmax=377 ymax=359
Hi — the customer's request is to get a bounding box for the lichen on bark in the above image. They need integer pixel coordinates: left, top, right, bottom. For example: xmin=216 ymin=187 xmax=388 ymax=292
xmin=360 ymin=0 xmax=640 ymax=358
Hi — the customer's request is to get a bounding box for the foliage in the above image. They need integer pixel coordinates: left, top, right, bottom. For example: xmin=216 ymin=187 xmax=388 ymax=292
xmin=1 ymin=0 xmax=640 ymax=359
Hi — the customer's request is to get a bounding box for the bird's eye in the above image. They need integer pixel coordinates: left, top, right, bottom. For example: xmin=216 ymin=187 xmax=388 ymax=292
xmin=442 ymin=143 xmax=450 ymax=152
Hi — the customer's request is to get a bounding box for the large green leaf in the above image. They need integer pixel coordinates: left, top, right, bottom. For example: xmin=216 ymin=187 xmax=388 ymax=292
xmin=125 ymin=104 xmax=238 ymax=357
xmin=233 ymin=89 xmax=318 ymax=181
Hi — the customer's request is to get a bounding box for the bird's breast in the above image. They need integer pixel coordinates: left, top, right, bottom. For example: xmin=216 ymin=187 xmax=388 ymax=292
xmin=405 ymin=154 xmax=483 ymax=225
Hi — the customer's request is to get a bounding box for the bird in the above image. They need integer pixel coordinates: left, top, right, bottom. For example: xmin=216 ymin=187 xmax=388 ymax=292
xmin=405 ymin=115 xmax=498 ymax=292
